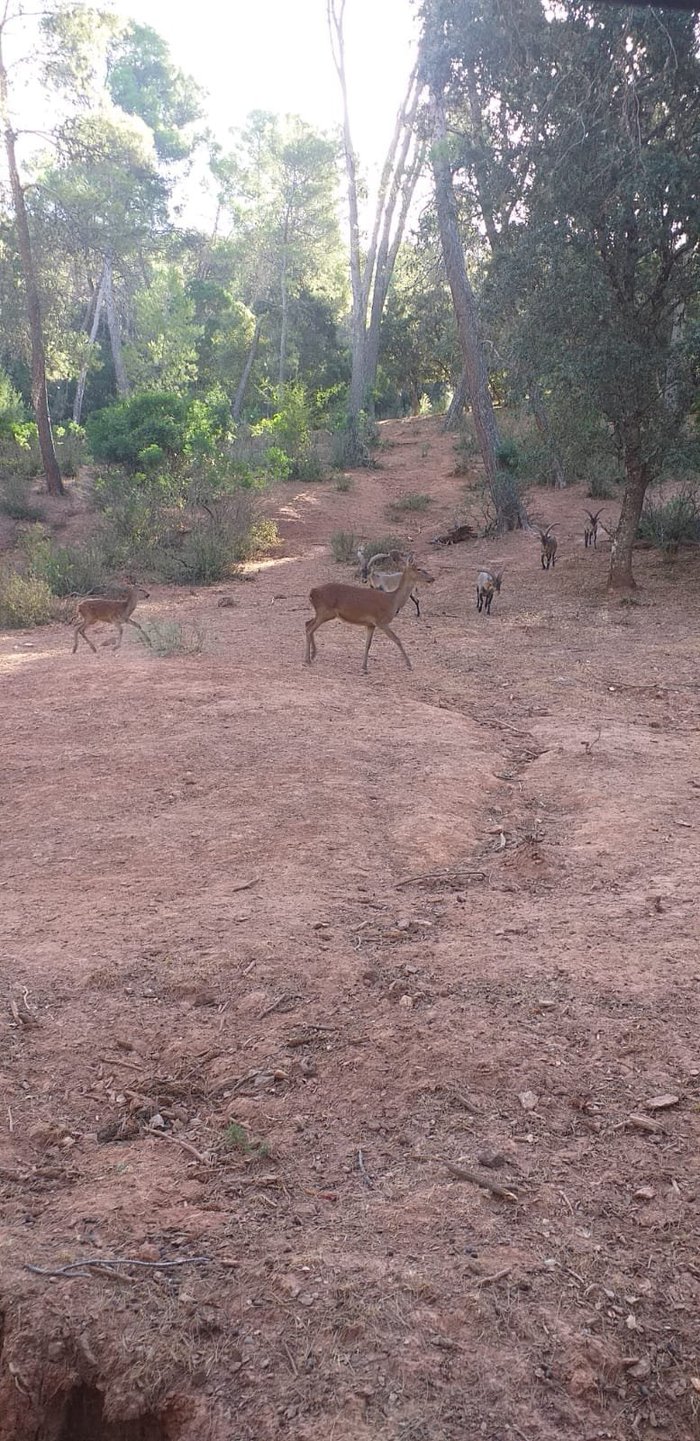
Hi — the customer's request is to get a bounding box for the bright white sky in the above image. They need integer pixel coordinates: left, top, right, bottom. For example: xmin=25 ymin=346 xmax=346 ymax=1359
xmin=110 ymin=0 xmax=420 ymax=225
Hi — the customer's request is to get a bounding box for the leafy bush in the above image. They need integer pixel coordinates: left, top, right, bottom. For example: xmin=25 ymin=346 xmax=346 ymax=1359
xmin=0 ymin=569 xmax=55 ymax=628
xmin=358 ymin=535 xmax=405 ymax=564
xmin=36 ymin=540 xmax=108 ymax=597
xmin=335 ymin=474 xmax=353 ymax=493
xmin=331 ymin=529 xmax=361 ymax=564
xmin=0 ymin=473 xmax=41 ymax=521
xmin=388 ymin=491 xmax=431 ymax=514
xmin=637 ymin=490 xmax=700 ymax=552
xmin=87 ymin=389 xmax=231 ymax=472
xmin=140 ymin=620 xmax=205 ymax=657
xmin=331 ymin=411 xmax=378 ymax=470
xmin=587 ymin=474 xmax=619 ymax=500
xmin=0 ymin=371 xmax=27 ymax=437
xmin=169 ymin=520 xmax=239 ymax=585
xmin=495 ymin=438 xmax=521 ymax=472
xmin=55 ymin=423 xmax=86 ymax=478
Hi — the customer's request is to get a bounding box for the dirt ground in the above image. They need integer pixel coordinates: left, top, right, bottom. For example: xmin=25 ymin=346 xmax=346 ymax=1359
xmin=1 ymin=416 xmax=699 ymax=1441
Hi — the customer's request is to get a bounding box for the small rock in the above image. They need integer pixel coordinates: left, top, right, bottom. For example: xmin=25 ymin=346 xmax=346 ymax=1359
xmin=634 ymin=1186 xmax=656 ymax=1201
xmin=148 ymin=1113 xmax=166 ymax=1130
xmin=135 ymin=1242 xmax=161 ymax=1263
xmin=477 ymin=1150 xmax=506 ymax=1170
xmin=518 ymin=1090 xmax=538 ymax=1111
xmin=645 ymin=1093 xmax=679 ymax=1111
xmin=300 ymin=1056 xmax=317 ymax=1077
xmin=399 ymin=994 xmax=414 ymax=1010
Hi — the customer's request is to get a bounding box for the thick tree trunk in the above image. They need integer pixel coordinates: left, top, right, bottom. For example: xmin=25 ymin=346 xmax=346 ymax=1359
xmin=103 ymin=255 xmax=129 ymax=398
xmin=73 ymin=262 xmax=107 ymax=425
xmin=443 ymin=367 xmax=468 ymax=430
xmin=529 ymin=382 xmax=565 ymax=488
xmin=0 ymin=33 xmax=63 ymax=495
xmin=232 ymin=314 xmax=265 ymax=423
xmin=608 ymin=421 xmax=649 ymax=590
xmin=431 ymin=90 xmax=528 ymax=529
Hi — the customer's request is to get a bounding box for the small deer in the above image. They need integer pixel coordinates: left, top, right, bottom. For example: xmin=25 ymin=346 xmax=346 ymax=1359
xmin=72 ymin=584 xmax=151 ymax=654
xmin=584 ymin=508 xmax=604 ymax=549
xmin=305 ymin=560 xmax=434 ymax=674
xmin=538 ymin=525 xmax=557 ymax=570
xmin=357 ymin=546 xmax=421 ymax=617
xmin=476 ymin=567 xmax=503 ymax=615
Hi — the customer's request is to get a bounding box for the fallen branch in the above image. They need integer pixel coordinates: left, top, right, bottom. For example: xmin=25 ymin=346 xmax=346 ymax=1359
xmin=472 ymin=1266 xmax=512 ymax=1287
xmin=443 ymin=1161 xmax=518 ymax=1203
xmin=357 ymin=1148 xmax=374 ymax=1188
xmin=260 ymin=992 xmax=303 ymax=1020
xmin=26 ymin=1255 xmax=211 ymax=1279
xmin=396 ymin=867 xmax=486 ymax=890
xmin=231 ymin=877 xmax=261 ymax=892
xmin=152 ymin=1132 xmax=212 ymax=1165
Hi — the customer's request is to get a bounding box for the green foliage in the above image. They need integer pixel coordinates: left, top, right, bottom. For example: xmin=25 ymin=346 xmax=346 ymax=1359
xmin=86 ymin=390 xmax=231 ymax=472
xmin=359 ymin=536 xmax=405 ymax=564
xmin=330 ymin=529 xmax=361 ymax=564
xmin=495 ymin=439 xmax=520 ymax=473
xmin=25 ymin=530 xmax=108 ymax=597
xmin=388 ymin=491 xmax=431 ymax=514
xmin=0 ymin=569 xmax=55 ymax=628
xmin=223 ymin=1120 xmax=269 ymax=1158
xmin=55 ymin=423 xmax=86 ymax=478
xmin=107 ymin=22 xmax=204 ymax=162
xmin=252 ymin=386 xmax=325 ymax=481
xmin=637 ymin=491 xmax=700 ymax=552
xmin=335 ymin=474 xmax=353 ymax=493
xmin=331 ymin=412 xmax=378 ymax=470
xmin=0 ymin=371 xmax=28 ymax=437
xmin=168 ymin=518 xmax=241 ymax=586
xmin=0 ymin=474 xmax=41 ymax=521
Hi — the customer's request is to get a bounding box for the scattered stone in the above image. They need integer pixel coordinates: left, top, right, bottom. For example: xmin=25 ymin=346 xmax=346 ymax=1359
xmin=634 ymin=1186 xmax=656 ymax=1201
xmin=519 ymin=1090 xmax=538 ymax=1111
xmin=645 ymin=1094 xmax=679 ymax=1111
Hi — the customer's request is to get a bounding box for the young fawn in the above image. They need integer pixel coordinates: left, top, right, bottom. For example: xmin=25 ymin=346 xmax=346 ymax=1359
xmin=357 ymin=546 xmax=421 ymax=617
xmin=305 ymin=560 xmax=434 ymax=674
xmin=476 ymin=567 xmax=503 ymax=615
xmin=72 ymin=584 xmax=151 ymax=654
xmin=538 ymin=525 xmax=557 ymax=569
xmin=584 ymin=508 xmax=604 ymax=549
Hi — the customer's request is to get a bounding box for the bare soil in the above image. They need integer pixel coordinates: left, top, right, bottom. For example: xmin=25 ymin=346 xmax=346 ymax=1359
xmin=1 ymin=417 xmax=699 ymax=1441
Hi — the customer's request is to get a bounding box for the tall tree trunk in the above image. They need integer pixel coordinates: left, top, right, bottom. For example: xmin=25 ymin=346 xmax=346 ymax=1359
xmin=608 ymin=420 xmax=649 ymax=590
xmin=443 ymin=367 xmax=468 ymax=431
xmin=232 ymin=314 xmax=265 ymax=423
xmin=103 ymin=254 xmax=129 ymax=398
xmin=431 ymin=91 xmax=527 ymax=528
xmin=529 ymin=382 xmax=565 ymax=488
xmin=0 ymin=29 xmax=63 ymax=495
xmin=73 ymin=262 xmax=107 ymax=425
xmin=279 ymin=243 xmax=289 ymax=398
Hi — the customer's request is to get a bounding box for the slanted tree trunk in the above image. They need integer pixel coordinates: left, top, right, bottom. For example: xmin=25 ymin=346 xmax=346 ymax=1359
xmin=232 ymin=313 xmax=265 ymax=423
xmin=279 ymin=233 xmax=289 ymax=398
xmin=608 ymin=420 xmax=649 ymax=590
xmin=0 ymin=28 xmax=63 ymax=495
xmin=73 ymin=261 xmax=107 ymax=425
xmin=431 ymin=91 xmax=528 ymax=529
xmin=443 ymin=367 xmax=468 ymax=431
xmin=103 ymin=254 xmax=129 ymax=398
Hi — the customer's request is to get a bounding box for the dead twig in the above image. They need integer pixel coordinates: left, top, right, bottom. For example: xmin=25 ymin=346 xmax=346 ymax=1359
xmin=396 ymin=867 xmax=486 ymax=890
xmin=231 ymin=877 xmax=261 ymax=892
xmin=260 ymin=992 xmax=303 ymax=1020
xmin=472 ymin=1266 xmax=512 ymax=1287
xmin=443 ymin=1161 xmax=518 ymax=1203
xmin=152 ymin=1132 xmax=212 ymax=1165
xmin=26 ymin=1255 xmax=211 ymax=1278
xmin=357 ymin=1148 xmax=374 ymax=1188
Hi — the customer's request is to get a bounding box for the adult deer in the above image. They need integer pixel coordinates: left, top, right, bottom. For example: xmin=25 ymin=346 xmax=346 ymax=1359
xmin=305 ymin=560 xmax=434 ymax=673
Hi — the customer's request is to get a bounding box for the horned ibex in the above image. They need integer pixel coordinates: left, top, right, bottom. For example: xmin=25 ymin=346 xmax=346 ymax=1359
xmin=538 ymin=525 xmax=558 ymax=570
xmin=584 ymin=509 xmax=604 ymax=549
xmin=357 ymin=546 xmax=421 ymax=617
xmin=305 ymin=561 xmax=434 ymax=674
xmin=72 ymin=584 xmax=151 ymax=653
xmin=476 ymin=568 xmax=503 ymax=615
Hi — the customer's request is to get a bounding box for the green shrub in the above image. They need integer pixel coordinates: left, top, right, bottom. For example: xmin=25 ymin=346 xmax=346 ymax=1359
xmin=495 ymin=438 xmax=521 ymax=472
xmin=335 ymin=474 xmax=353 ymax=493
xmin=54 ymin=423 xmax=86 ymax=478
xmin=331 ymin=412 xmax=378 ymax=470
xmin=0 ymin=473 xmax=41 ymax=521
xmin=358 ymin=535 xmax=405 ymax=564
xmin=637 ymin=490 xmax=700 ymax=552
xmin=388 ymin=491 xmax=431 ymax=514
xmin=38 ymin=541 xmax=108 ymax=598
xmin=587 ymin=474 xmax=619 ymax=500
xmin=0 ymin=569 xmax=55 ymax=628
xmin=87 ymin=391 xmax=191 ymax=469
xmin=331 ymin=529 xmax=361 ymax=564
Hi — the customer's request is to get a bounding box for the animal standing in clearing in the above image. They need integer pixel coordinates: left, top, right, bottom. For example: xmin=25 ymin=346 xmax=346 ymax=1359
xmin=476 ymin=568 xmax=503 ymax=615
xmin=357 ymin=546 xmax=421 ymax=617
xmin=584 ymin=508 xmax=604 ymax=549
xmin=305 ymin=560 xmax=434 ymax=674
xmin=538 ymin=525 xmax=558 ymax=570
xmin=72 ymin=584 xmax=151 ymax=653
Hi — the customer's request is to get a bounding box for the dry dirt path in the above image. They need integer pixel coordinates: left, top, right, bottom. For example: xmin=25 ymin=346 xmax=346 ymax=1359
xmin=1 ymin=417 xmax=699 ymax=1441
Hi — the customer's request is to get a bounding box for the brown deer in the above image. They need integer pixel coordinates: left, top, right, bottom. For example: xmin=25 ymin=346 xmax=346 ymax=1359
xmin=584 ymin=508 xmax=604 ymax=549
xmin=305 ymin=560 xmax=434 ymax=673
xmin=72 ymin=584 xmax=151 ymax=654
xmin=476 ymin=567 xmax=503 ymax=615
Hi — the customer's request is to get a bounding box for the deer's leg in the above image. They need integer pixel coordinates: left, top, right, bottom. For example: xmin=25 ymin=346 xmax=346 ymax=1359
xmin=378 ymin=622 xmax=412 ymax=671
xmin=113 ymin=621 xmax=124 ymax=650
xmin=305 ymin=615 xmax=324 ymax=663
xmin=74 ymin=623 xmax=96 ymax=653
xmin=486 ymin=592 xmax=492 ymax=615
xmin=361 ymin=625 xmax=375 ymax=673
xmin=410 ymin=591 xmax=420 ymax=618
xmin=127 ymin=617 xmax=151 ymax=646
xmin=476 ymin=588 xmax=482 ymax=612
